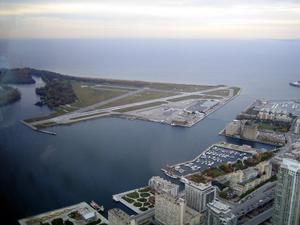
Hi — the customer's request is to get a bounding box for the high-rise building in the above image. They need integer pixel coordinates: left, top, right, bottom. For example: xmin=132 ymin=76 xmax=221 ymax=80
xmin=148 ymin=176 xmax=179 ymax=197
xmin=207 ymin=200 xmax=237 ymax=225
xmin=185 ymin=181 xmax=216 ymax=213
xmin=294 ymin=119 xmax=300 ymax=134
xmin=155 ymin=192 xmax=185 ymax=225
xmin=225 ymin=120 xmax=241 ymax=136
xmin=272 ymin=158 xmax=300 ymax=225
xmin=108 ymin=208 xmax=131 ymax=225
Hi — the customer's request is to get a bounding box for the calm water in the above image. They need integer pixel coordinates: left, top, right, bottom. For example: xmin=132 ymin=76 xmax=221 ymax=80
xmin=0 ymin=39 xmax=299 ymax=224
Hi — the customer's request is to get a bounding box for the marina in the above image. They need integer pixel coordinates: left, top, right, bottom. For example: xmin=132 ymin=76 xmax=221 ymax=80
xmin=162 ymin=143 xmax=257 ymax=179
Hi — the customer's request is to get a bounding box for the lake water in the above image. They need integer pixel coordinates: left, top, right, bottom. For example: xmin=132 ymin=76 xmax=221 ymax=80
xmin=0 ymin=39 xmax=299 ymax=224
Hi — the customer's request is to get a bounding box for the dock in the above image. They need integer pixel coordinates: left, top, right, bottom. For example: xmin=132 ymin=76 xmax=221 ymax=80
xmin=20 ymin=120 xmax=56 ymax=136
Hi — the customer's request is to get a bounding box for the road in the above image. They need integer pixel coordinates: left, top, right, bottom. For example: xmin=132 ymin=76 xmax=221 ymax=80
xmin=241 ymin=208 xmax=273 ymax=225
xmin=224 ymin=181 xmax=276 ymax=217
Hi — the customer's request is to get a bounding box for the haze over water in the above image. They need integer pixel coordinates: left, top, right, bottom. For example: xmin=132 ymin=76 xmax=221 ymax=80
xmin=0 ymin=39 xmax=299 ymax=223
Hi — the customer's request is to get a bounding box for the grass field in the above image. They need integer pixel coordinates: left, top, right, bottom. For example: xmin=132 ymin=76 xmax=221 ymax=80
xmin=98 ymin=90 xmax=177 ymax=109
xmin=72 ymin=82 xmax=129 ymax=107
xmin=202 ymin=89 xmax=230 ymax=97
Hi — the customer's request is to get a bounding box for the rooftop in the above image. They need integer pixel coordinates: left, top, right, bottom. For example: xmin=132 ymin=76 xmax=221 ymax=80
xmin=185 ymin=180 xmax=213 ymax=191
xmin=108 ymin=208 xmax=131 ymax=222
xmin=156 ymin=191 xmax=185 ymax=205
xmin=282 ymin=158 xmax=300 ymax=172
xmin=149 ymin=176 xmax=179 ymax=188
xmin=207 ymin=200 xmax=231 ymax=214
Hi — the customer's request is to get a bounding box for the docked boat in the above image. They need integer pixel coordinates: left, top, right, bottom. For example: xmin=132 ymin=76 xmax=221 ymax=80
xmin=161 ymin=168 xmax=178 ymax=179
xmin=90 ymin=200 xmax=104 ymax=212
xmin=290 ymin=81 xmax=300 ymax=87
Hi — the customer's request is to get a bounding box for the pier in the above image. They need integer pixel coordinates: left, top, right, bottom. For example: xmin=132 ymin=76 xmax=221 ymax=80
xmin=20 ymin=120 xmax=57 ymax=136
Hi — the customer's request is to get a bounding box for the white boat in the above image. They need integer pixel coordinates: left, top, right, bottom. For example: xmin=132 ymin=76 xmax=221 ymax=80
xmin=161 ymin=169 xmax=178 ymax=179
xmin=90 ymin=200 xmax=104 ymax=212
xmin=290 ymin=81 xmax=300 ymax=87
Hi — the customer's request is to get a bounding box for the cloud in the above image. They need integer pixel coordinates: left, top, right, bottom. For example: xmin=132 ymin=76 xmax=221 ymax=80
xmin=1 ymin=0 xmax=300 ymax=38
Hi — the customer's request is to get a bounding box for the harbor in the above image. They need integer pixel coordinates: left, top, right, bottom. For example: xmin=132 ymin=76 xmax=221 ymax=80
xmin=162 ymin=142 xmax=258 ymax=179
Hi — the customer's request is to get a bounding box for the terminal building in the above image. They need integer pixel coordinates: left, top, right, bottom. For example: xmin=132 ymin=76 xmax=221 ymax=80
xmin=207 ymin=200 xmax=237 ymax=225
xmin=148 ymin=176 xmax=179 ymax=197
xmin=272 ymin=158 xmax=300 ymax=225
xmin=185 ymin=181 xmax=216 ymax=213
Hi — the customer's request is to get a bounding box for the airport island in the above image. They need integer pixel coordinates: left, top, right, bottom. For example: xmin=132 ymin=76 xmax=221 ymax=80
xmin=0 ymin=68 xmax=240 ymax=132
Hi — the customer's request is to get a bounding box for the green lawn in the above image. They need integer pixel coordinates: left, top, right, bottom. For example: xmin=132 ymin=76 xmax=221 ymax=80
xmin=121 ymin=187 xmax=154 ymax=212
xmin=203 ymin=168 xmax=226 ymax=178
xmin=72 ymin=82 xmax=128 ymax=107
xmin=127 ymin=191 xmax=140 ymax=199
xmin=133 ymin=202 xmax=142 ymax=207
xmin=122 ymin=196 xmax=134 ymax=204
xmin=258 ymin=121 xmax=290 ymax=133
xmin=188 ymin=174 xmax=208 ymax=184
xmin=137 ymin=198 xmax=147 ymax=202
xmin=140 ymin=192 xmax=150 ymax=198
xmin=139 ymin=207 xmax=148 ymax=212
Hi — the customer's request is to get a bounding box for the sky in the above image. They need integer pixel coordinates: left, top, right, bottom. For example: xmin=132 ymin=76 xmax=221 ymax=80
xmin=0 ymin=0 xmax=300 ymax=39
